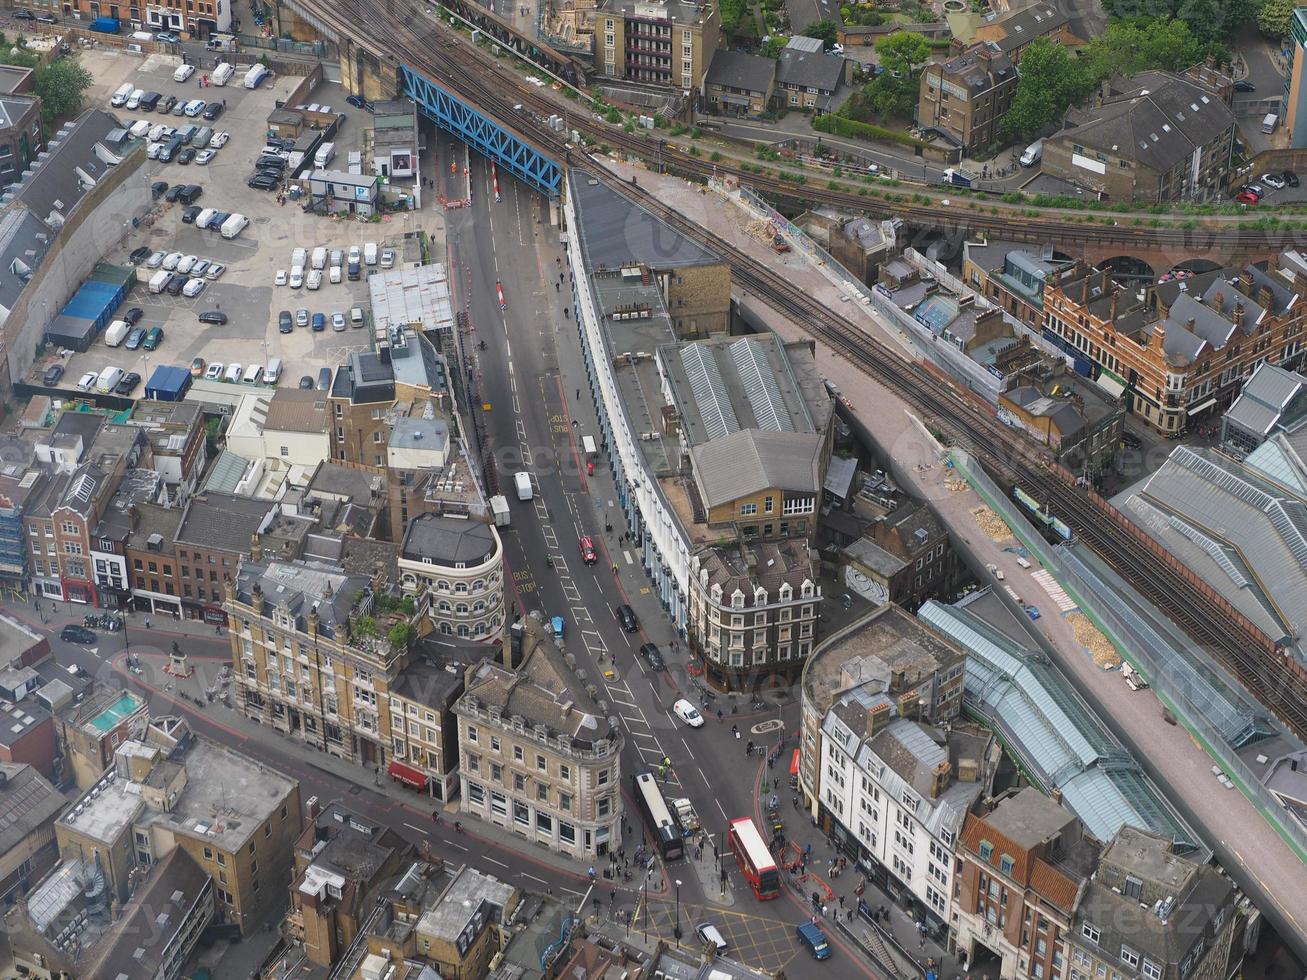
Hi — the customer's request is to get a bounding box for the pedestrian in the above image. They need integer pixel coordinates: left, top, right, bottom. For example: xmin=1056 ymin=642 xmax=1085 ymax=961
xmin=805 ymin=842 xmax=812 ymax=857
xmin=555 ymin=282 xmax=560 ymax=292
xmin=838 ymin=895 xmax=845 ymax=908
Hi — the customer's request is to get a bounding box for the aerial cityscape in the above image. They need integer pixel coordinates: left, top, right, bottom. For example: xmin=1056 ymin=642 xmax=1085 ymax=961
xmin=0 ymin=0 xmax=1305 ymax=978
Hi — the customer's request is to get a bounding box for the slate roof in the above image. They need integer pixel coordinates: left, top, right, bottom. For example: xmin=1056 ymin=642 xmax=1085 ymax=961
xmin=176 ymin=492 xmax=273 ymax=552
xmin=6 ymin=110 xmax=127 ymax=224
xmin=0 ymin=95 xmax=36 ymax=130
xmin=0 ymin=763 xmax=64 ymax=855
xmin=705 ymin=49 xmax=776 ymax=94
xmin=264 ymin=388 xmax=329 ymax=433
xmin=689 ymin=428 xmax=824 ymax=509
xmin=234 ymin=559 xmax=371 ymax=638
xmin=1057 ymin=71 xmax=1234 ymax=173
xmin=935 ymin=42 xmax=1015 ymax=95
xmin=784 ymin=0 xmax=841 ymax=33
xmin=401 ymin=512 xmax=498 ymax=566
xmin=1004 ymin=385 xmax=1085 ymax=439
xmin=776 ymin=47 xmax=845 ymax=95
xmin=986 ymin=3 xmax=1074 ymax=53
xmin=1225 ymin=363 xmax=1307 ymax=439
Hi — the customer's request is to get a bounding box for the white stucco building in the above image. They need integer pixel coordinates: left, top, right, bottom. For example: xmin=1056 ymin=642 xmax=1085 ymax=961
xmin=398 ymin=512 xmax=504 ymax=642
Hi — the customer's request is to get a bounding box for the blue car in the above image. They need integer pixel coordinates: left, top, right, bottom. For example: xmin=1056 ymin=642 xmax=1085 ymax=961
xmin=311 ymin=312 xmax=326 ymax=332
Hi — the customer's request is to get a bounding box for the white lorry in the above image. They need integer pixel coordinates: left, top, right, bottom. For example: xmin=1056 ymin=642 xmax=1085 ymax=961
xmin=514 ymin=471 xmax=533 ymax=501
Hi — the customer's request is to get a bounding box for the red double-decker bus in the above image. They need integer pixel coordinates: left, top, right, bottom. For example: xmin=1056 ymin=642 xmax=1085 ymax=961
xmin=728 ymin=817 xmax=781 ymax=900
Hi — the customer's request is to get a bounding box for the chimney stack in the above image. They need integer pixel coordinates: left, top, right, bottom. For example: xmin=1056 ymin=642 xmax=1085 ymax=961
xmin=1109 ymin=290 xmax=1119 ymax=322
xmin=1233 ymin=302 xmax=1245 ymax=329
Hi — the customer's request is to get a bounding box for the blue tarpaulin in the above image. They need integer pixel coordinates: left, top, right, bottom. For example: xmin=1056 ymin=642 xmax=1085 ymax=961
xmin=145 ymin=365 xmax=192 ymax=402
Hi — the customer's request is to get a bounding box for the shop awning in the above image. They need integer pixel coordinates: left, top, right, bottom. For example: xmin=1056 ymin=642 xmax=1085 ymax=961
xmin=1095 ymin=374 xmax=1126 ymax=399
xmin=387 ymin=759 xmax=428 ymax=789
xmin=790 ymin=749 xmax=801 ymax=777
xmin=1187 ymin=398 xmax=1217 ymax=415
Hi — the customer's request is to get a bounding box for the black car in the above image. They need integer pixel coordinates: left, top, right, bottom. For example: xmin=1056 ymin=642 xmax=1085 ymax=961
xmin=317 ymin=367 xmax=332 ymax=391
xmin=1234 ymin=79 xmax=1256 ymax=93
xmin=253 ymin=166 xmax=285 ymax=179
xmin=640 ymin=643 xmax=666 ymax=670
xmin=1121 ymin=431 xmax=1144 ymax=450
xmin=129 ymin=246 xmax=152 ymax=264
xmin=166 ymin=274 xmax=186 ymax=296
xmin=298 ymin=375 xmax=315 ymax=389
xmin=178 ymin=184 xmax=202 ymax=205
xmin=255 ymin=153 xmax=286 ymax=166
xmin=247 ymin=174 xmax=278 ymax=190
xmin=123 ymin=307 xmax=144 ymax=326
xmin=198 ymin=310 xmax=228 ymax=325
xmin=345 ymin=93 xmax=365 ymax=109
xmin=178 ymin=147 xmax=196 ymax=165
xmin=43 ymin=364 xmax=65 ymax=386
xmin=278 ymin=310 xmax=293 ymax=334
xmin=115 ymin=371 xmax=142 ymax=395
xmin=61 ymin=625 xmax=97 ymax=644
xmin=14 ymin=9 xmax=34 ymax=18
xmin=1284 ymin=170 xmax=1300 ymax=188
xmin=150 ymin=180 xmax=169 ymax=199
xmin=202 ymin=101 xmax=224 ymax=121
xmin=164 ymin=184 xmax=186 ymax=203
xmin=159 ymin=95 xmax=177 ymax=114
xmin=181 ymin=204 xmax=202 ymax=223
xmin=36 ymin=12 xmax=57 ymax=22
xmin=616 ymin=603 xmax=638 ymax=633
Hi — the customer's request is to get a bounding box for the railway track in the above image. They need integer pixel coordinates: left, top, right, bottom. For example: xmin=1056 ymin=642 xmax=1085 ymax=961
xmin=313 ymin=0 xmax=1307 ymax=739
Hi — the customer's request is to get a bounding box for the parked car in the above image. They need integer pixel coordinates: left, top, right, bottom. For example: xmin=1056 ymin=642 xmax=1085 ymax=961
xmin=204 ymin=362 xmax=225 ymax=381
xmin=61 ymin=625 xmax=97 ymax=644
xmin=311 ymin=312 xmax=326 ymax=332
xmin=183 ymin=99 xmax=206 ymax=117
xmin=178 ymin=147 xmax=196 ymax=165
xmin=181 ymin=205 xmax=201 ymax=223
xmin=317 ymin=367 xmax=332 ymax=390
xmin=171 ymin=100 xmax=188 ymax=116
xmin=202 ymin=101 xmax=224 ymax=121
xmin=578 ymin=535 xmax=597 ymax=565
xmin=191 ymin=259 xmax=210 ymax=277
xmin=616 ymin=603 xmax=638 ymax=632
xmin=76 ymin=371 xmax=98 ymax=391
xmin=248 ymin=174 xmax=278 ymax=190
xmin=161 ymin=250 xmax=183 ymax=270
xmin=191 ymin=357 xmax=207 ymax=377
xmin=345 ymin=94 xmax=368 ymax=109
xmin=166 ymin=274 xmax=186 ymax=296
xmin=206 ymin=262 xmax=225 ymax=280
xmin=145 ymin=250 xmax=166 ymax=268
xmin=13 ymin=9 xmax=34 ymax=20
xmin=295 ymin=308 xmax=309 ymax=327
xmin=380 ymin=246 xmax=395 ymax=268
xmin=1121 ymin=431 xmax=1144 ymax=449
xmin=129 ymin=245 xmax=152 ymax=263
xmin=43 ymin=364 xmax=65 ymax=386
xmin=123 ymin=307 xmax=144 ymax=326
xmin=159 ymin=95 xmax=177 ymax=114
xmin=211 ymin=131 xmax=230 ymax=148
xmin=178 ymin=184 xmax=202 ymax=204
xmin=195 ymin=149 xmax=216 ymax=165
xmin=177 ymin=254 xmax=198 ymax=274
xmin=639 ymin=643 xmax=665 ymax=670
xmin=164 ymin=185 xmax=186 ymax=203
xmin=156 ymin=30 xmax=181 ymax=43
xmin=182 ymin=278 xmax=206 ymax=298
xmin=1235 ymin=191 xmax=1260 ymax=205
xmin=1283 ymin=170 xmax=1300 ymax=187
xmin=299 ymin=375 xmax=315 ymax=389
xmin=695 ymin=923 xmax=726 ymax=951
xmin=36 ymin=12 xmax=58 ymax=23
xmin=199 ymin=310 xmax=228 ymax=325
xmin=279 ymin=310 xmax=294 ymax=334
xmin=143 ymin=327 xmax=164 ymax=350
xmin=331 ymin=311 xmax=346 ymax=331
xmin=1234 ymin=79 xmax=1256 ymax=92
xmin=1260 ymin=173 xmax=1286 ymax=190
xmin=275 ymin=269 xmax=288 ymax=286
xmin=115 ymin=371 xmax=141 ymax=395
xmin=125 ymin=327 xmax=146 ymax=349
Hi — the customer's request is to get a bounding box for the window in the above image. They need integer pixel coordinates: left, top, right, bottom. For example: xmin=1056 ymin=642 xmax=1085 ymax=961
xmin=1000 ymin=855 xmax=1014 ymax=875
xmin=1120 ymin=947 xmax=1139 ymax=968
xmin=537 ymin=811 xmax=553 ymax=833
xmin=1140 ymin=960 xmax=1162 ymax=980
xmin=559 ymin=792 xmax=572 ymax=811
xmin=559 ymin=822 xmax=576 ymax=845
xmin=468 ymin=782 xmax=485 ymax=804
xmin=559 ymin=763 xmax=571 ymax=781
xmin=1080 ymin=923 xmax=1100 ymax=945
xmin=740 ymin=502 xmax=758 ymax=516
xmin=978 ymin=840 xmax=993 ymax=861
xmin=466 ymin=724 xmax=478 ymax=743
xmin=537 ymin=754 xmax=547 ymax=772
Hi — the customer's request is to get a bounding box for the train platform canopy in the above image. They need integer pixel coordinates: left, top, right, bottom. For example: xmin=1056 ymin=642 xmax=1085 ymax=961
xmin=920 ymin=593 xmax=1209 ymax=860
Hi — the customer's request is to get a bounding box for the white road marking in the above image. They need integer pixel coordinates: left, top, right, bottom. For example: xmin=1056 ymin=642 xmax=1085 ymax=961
xmin=448 ymin=841 xmax=469 ymax=852
xmin=520 ymin=872 xmax=547 ymax=884
xmin=483 ymin=856 xmax=509 ymax=869
xmin=623 ymin=550 xmax=633 ymax=565
xmin=404 ymin=823 xmax=429 ymax=835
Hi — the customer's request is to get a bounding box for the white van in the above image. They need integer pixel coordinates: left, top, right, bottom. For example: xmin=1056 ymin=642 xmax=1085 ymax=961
xmin=350 ymin=307 xmax=364 ymax=327
xmin=306 ymin=269 xmax=322 ymax=290
xmin=220 ymin=214 xmax=248 ymax=239
xmin=129 ymin=120 xmax=152 ymax=139
xmin=212 ymin=62 xmax=235 ymax=86
xmin=265 ymin=358 xmax=283 ymax=385
xmin=174 ymin=63 xmax=195 ymax=83
xmin=1020 ymin=140 xmax=1043 ymax=167
xmin=290 ymin=247 xmax=307 ymax=270
xmin=363 ymin=242 xmax=378 ymax=266
xmin=514 ymin=471 xmax=533 ymax=501
xmin=310 ymin=246 xmax=328 ymax=270
xmin=104 ymin=320 xmax=130 ymax=347
xmin=125 ymin=89 xmax=145 ymax=110
xmin=96 ymin=366 xmax=124 ymax=394
xmin=1263 ymin=112 xmax=1280 ymax=135
xmin=243 ymin=64 xmax=269 ymax=90
xmin=148 ymin=269 xmax=171 ymax=293
xmin=243 ymin=364 xmax=264 ymax=385
xmin=195 ymin=208 xmax=218 ymax=229
xmin=111 ymin=83 xmax=133 ymax=107
xmin=224 ymin=363 xmax=244 ymax=383
xmin=329 ymin=265 xmax=342 ymax=284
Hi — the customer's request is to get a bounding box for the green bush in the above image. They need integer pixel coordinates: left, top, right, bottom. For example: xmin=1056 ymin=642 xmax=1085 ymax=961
xmin=812 ymin=113 xmax=926 ymax=149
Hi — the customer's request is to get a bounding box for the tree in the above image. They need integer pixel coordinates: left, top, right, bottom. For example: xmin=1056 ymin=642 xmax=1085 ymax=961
xmin=861 ymin=73 xmax=915 ymax=118
xmin=760 ymin=34 xmax=789 ymax=58
xmin=1257 ymin=0 xmax=1295 ymax=36
xmin=1102 ymin=0 xmax=1258 ymax=39
xmin=1001 ymin=37 xmax=1095 ymax=140
xmin=34 ymin=57 xmax=92 ymax=123
xmin=1081 ymin=17 xmax=1212 ymax=78
xmin=874 ymin=31 xmax=931 ymax=77
xmin=802 ymin=19 xmax=839 ymax=51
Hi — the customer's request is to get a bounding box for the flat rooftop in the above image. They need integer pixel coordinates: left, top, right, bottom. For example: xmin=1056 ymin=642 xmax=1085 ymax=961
xmin=417 ymin=865 xmax=515 ymax=941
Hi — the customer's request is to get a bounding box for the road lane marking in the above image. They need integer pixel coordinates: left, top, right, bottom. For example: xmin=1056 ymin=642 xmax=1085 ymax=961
xmin=483 ymin=856 xmax=509 ymax=869
xmin=404 ymin=822 xmax=429 ymax=834
xmin=520 ymin=872 xmax=547 ymax=884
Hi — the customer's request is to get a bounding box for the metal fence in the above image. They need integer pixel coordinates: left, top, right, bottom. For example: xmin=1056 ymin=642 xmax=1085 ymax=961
xmin=950 ymin=447 xmax=1307 ymax=865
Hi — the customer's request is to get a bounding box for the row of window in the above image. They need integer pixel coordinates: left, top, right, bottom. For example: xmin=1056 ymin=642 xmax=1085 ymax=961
xmin=465 ymin=781 xmax=580 ymax=845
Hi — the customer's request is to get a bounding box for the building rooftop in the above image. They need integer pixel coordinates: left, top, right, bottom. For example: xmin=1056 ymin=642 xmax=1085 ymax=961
xmin=984 ymin=2 xmax=1072 ymax=52
xmin=176 ymin=492 xmax=273 ymax=553
xmin=1057 ymin=70 xmax=1233 ymax=173
xmin=705 ymin=49 xmax=776 ymax=94
xmin=594 ymin=0 xmax=717 ymax=27
xmin=305 ymin=460 xmax=385 ymax=506
xmin=389 ymin=416 xmax=450 ymax=454
xmin=0 ymin=763 xmax=64 ymax=856
xmin=58 ymin=722 xmax=296 ymax=854
xmin=416 ymin=865 xmax=516 ymax=941
xmin=0 ymin=613 xmax=48 ymax=671
xmin=936 ymin=41 xmax=1015 ymax=92
xmin=1225 ymin=362 xmax=1307 ymax=442
xmin=298 ymin=802 xmax=408 ymax=899
xmin=776 ymin=46 xmax=845 ymax=96
xmin=921 ymin=595 xmax=1208 ymax=858
xmin=331 ymin=350 xmax=396 ymax=404
xmin=86 ymin=848 xmax=212 ymax=980
xmin=234 ymin=559 xmax=372 ymax=640
xmin=694 ymin=538 xmax=814 ymax=601
xmin=803 ymin=604 xmax=966 ymax=715
xmin=0 ymin=697 xmax=50 ymax=748
xmin=401 ymin=512 xmax=499 ymax=566
xmin=264 ymin=389 xmax=329 ymax=433
xmin=571 ymin=172 xmax=720 ymax=271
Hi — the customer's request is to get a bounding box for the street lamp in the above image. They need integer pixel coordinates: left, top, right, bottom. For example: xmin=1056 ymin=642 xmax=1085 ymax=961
xmin=673 ymin=878 xmax=682 ymax=940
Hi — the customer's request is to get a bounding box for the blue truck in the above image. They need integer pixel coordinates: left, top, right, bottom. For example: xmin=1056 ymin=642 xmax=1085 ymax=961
xmin=89 ymin=16 xmax=121 ymax=32
xmin=796 ymin=922 xmax=832 ymax=960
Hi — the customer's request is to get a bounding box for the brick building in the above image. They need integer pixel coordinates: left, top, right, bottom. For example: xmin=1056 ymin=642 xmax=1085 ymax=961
xmin=593 ymin=0 xmax=721 ymax=91
xmin=953 ymin=788 xmax=1100 ymax=980
xmin=917 ymin=42 xmax=1017 ymax=156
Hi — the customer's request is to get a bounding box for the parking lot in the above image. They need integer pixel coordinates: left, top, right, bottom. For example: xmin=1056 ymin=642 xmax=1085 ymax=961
xmin=37 ymin=47 xmax=438 ymax=397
